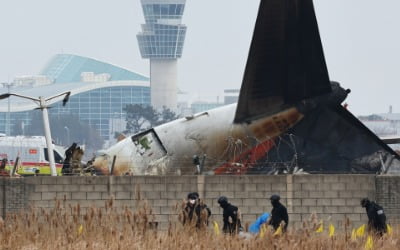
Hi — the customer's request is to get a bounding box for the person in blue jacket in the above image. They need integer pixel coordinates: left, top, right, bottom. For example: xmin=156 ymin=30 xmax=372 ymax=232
xmin=249 ymin=212 xmax=270 ymax=234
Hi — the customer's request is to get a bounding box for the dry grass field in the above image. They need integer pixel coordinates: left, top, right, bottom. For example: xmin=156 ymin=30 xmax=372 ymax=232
xmin=0 ymin=198 xmax=399 ymax=250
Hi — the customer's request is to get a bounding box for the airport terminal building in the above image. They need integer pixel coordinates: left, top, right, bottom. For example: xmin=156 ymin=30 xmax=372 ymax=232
xmin=0 ymin=54 xmax=150 ymax=144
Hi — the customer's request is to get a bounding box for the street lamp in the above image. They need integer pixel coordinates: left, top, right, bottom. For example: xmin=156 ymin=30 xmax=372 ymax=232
xmin=64 ymin=126 xmax=70 ymax=146
xmin=0 ymin=91 xmax=71 ymax=176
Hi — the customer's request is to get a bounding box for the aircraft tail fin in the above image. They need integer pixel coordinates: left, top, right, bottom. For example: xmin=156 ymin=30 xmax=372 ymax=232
xmin=234 ymin=0 xmax=331 ymax=123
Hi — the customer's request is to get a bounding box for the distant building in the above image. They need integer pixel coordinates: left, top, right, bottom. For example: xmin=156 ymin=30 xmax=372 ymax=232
xmin=224 ymin=89 xmax=240 ymax=105
xmin=0 ymin=54 xmax=150 ymax=145
xmin=137 ymin=0 xmax=187 ymax=110
xmin=191 ymin=101 xmax=223 ymax=114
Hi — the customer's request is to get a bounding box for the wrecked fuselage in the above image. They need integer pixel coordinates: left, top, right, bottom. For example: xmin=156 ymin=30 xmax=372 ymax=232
xmin=92 ymin=104 xmax=304 ymax=175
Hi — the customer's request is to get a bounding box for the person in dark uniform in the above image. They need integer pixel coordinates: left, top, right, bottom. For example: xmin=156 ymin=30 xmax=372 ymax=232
xmin=182 ymin=192 xmax=211 ymax=229
xmin=62 ymin=142 xmax=77 ymax=175
xmin=268 ymin=194 xmax=288 ymax=232
xmin=361 ymin=198 xmax=387 ymax=236
xmin=217 ymin=196 xmax=242 ymax=234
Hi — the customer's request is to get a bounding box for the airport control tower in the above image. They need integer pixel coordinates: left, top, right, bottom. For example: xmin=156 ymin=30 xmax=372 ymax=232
xmin=137 ymin=0 xmax=187 ymax=110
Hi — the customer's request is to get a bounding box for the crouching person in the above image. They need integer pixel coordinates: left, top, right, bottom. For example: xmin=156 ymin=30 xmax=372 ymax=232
xmin=217 ymin=196 xmax=243 ymax=234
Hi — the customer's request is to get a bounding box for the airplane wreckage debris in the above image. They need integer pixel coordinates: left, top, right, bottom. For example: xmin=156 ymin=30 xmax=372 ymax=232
xmin=89 ymin=0 xmax=400 ymax=176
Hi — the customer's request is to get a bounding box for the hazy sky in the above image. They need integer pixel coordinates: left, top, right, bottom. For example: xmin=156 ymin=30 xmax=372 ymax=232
xmin=1 ymin=0 xmax=400 ymax=116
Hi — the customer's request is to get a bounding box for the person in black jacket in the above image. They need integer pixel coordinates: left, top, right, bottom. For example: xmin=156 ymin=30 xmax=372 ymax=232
xmin=268 ymin=194 xmax=288 ymax=232
xmin=182 ymin=192 xmax=211 ymax=229
xmin=361 ymin=198 xmax=387 ymax=236
xmin=217 ymin=196 xmax=242 ymax=234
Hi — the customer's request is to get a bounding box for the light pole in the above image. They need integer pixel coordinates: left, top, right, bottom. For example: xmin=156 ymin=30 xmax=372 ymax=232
xmin=64 ymin=126 xmax=70 ymax=146
xmin=1 ymin=82 xmax=13 ymax=135
xmin=0 ymin=91 xmax=71 ymax=176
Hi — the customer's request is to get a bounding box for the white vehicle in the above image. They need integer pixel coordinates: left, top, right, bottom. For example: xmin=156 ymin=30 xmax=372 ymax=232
xmin=0 ymin=135 xmax=64 ymax=175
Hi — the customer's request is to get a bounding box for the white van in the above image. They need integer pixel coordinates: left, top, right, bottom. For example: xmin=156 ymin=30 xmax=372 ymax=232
xmin=0 ymin=135 xmax=65 ymax=175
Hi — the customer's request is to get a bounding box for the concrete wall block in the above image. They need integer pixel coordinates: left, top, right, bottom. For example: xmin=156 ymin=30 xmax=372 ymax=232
xmin=346 ymin=182 xmax=361 ymax=191
xmin=346 ymin=199 xmax=362 ymax=206
xmin=248 ymin=192 xmax=266 ymax=199
xmin=116 ymin=184 xmax=136 ymax=192
xmin=160 ymin=191 xmax=177 ymax=199
xmin=293 ymin=206 xmax=309 ymax=213
xmin=181 ymin=183 xmax=195 ymax=191
xmin=294 ymin=191 xmax=309 ymax=198
xmin=204 ymin=191 xmax=221 ymax=199
xmin=208 ymin=183 xmax=226 ymax=191
xmin=330 ymin=183 xmax=346 ymax=191
xmin=330 ymin=213 xmax=346 ymax=222
xmin=249 ymin=206 xmax=264 ymax=214
xmin=323 ymin=206 xmax=339 ymax=213
xmin=295 ymin=175 xmax=323 ymax=183
xmin=94 ymin=185 xmax=108 ymax=192
xmin=250 ymin=176 xmax=269 ymax=183
xmin=115 ymin=192 xmax=131 ymax=200
xmin=205 ymin=176 xmax=221 ymax=184
xmin=290 ymin=199 xmax=302 ymax=206
xmin=242 ymin=199 xmax=257 ymax=207
xmin=323 ymin=191 xmax=338 ymax=198
xmin=63 ymin=184 xmax=79 ymax=192
xmin=24 ymin=178 xmax=41 ymax=185
xmin=113 ymin=176 xmax=132 ymax=184
xmin=41 ymin=177 xmax=57 ymax=185
xmin=101 ymin=192 xmax=112 ymax=200
xmin=331 ymin=199 xmax=346 ymax=206
xmin=323 ymin=175 xmax=339 ymax=183
xmin=271 ymin=183 xmax=287 ymax=192
xmin=308 ymin=206 xmax=323 ymax=214
xmin=256 ymin=183 xmax=271 ymax=191
xmin=35 ymin=185 xmax=50 ymax=192
xmin=315 ymin=183 xmax=331 ymax=190
xmin=71 ymin=192 xmax=87 ymax=200
xmin=79 ymin=185 xmax=95 ymax=192
xmin=267 ymin=176 xmax=286 ymax=184
xmin=56 ymin=177 xmax=72 ymax=185
xmin=142 ymin=191 xmax=161 ymax=200
xmin=55 ymin=192 xmax=71 ymax=200
xmin=352 ymin=191 xmax=375 ymax=199
xmin=309 ymin=191 xmax=324 ymax=198
xmin=302 ymin=199 xmax=317 ymax=206
xmin=346 ymin=213 xmax=361 ymax=222
xmin=290 ymin=213 xmax=302 ymax=222
xmin=242 ymin=214 xmax=257 ymax=222
xmin=155 ymin=214 xmax=169 ymax=223
xmin=145 ymin=177 xmax=163 ymax=184
xmin=256 ymin=199 xmax=269 ymax=207
xmin=167 ymin=184 xmax=182 ymax=192
xmin=244 ymin=184 xmax=257 ymax=192
xmin=353 ymin=207 xmax=365 ymax=214
xmin=87 ymin=192 xmax=102 ymax=200
xmin=131 ymin=177 xmax=146 ymax=184
xmin=317 ymin=199 xmax=331 ymax=206
xmin=28 ymin=192 xmax=42 ymax=201
xmin=234 ymin=192 xmax=248 ymax=198
xmin=42 ymin=192 xmax=57 ymax=200
xmin=153 ymin=199 xmax=168 ymax=207
xmin=337 ymin=206 xmax=354 ymax=213
xmin=339 ymin=191 xmax=353 ymax=198
xmin=302 ymin=183 xmax=317 ymax=191
xmin=233 ymin=184 xmax=245 ymax=192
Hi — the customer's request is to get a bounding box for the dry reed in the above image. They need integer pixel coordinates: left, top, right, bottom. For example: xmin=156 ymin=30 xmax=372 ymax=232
xmin=0 ymin=198 xmax=399 ymax=250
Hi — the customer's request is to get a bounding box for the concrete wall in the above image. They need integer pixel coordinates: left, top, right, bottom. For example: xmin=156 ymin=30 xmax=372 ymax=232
xmin=1 ymin=175 xmax=399 ymax=230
